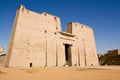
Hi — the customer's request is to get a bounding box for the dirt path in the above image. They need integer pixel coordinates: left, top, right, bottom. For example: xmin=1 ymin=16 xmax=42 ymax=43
xmin=0 ymin=67 xmax=120 ymax=80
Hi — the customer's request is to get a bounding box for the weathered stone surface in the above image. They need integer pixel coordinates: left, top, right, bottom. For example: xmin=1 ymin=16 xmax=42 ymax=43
xmin=5 ymin=5 xmax=99 ymax=67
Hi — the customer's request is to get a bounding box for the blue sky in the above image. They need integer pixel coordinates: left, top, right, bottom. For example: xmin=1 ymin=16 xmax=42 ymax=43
xmin=0 ymin=0 xmax=120 ymax=54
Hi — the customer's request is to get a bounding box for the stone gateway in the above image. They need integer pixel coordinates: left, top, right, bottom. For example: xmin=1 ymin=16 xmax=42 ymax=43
xmin=5 ymin=5 xmax=99 ymax=67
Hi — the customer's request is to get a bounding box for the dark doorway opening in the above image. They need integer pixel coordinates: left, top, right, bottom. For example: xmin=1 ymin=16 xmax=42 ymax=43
xmin=65 ymin=44 xmax=69 ymax=61
xmin=65 ymin=44 xmax=72 ymax=66
xmin=91 ymin=64 xmax=93 ymax=66
xmin=30 ymin=63 xmax=32 ymax=67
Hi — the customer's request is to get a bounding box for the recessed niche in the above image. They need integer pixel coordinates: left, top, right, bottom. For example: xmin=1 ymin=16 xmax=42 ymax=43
xmin=44 ymin=30 xmax=47 ymax=33
xmin=56 ymin=27 xmax=58 ymax=29
xmin=30 ymin=63 xmax=32 ymax=67
xmin=22 ymin=7 xmax=24 ymax=12
xmin=54 ymin=17 xmax=57 ymax=21
xmin=44 ymin=13 xmax=47 ymax=16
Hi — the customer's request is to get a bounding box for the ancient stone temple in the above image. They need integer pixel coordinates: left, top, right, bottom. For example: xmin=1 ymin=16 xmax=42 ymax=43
xmin=5 ymin=5 xmax=99 ymax=67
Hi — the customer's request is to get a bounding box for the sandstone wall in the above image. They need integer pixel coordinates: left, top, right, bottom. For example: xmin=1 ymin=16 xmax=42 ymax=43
xmin=5 ymin=5 xmax=99 ymax=67
xmin=66 ymin=22 xmax=99 ymax=66
xmin=5 ymin=5 xmax=61 ymax=67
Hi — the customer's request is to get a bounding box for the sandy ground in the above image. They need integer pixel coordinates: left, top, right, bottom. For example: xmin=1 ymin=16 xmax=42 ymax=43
xmin=0 ymin=66 xmax=120 ymax=80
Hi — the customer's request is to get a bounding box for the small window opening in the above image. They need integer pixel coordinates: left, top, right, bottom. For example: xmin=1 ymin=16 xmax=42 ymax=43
xmin=56 ymin=27 xmax=58 ymax=29
xmin=54 ymin=17 xmax=57 ymax=21
xmin=44 ymin=30 xmax=47 ymax=33
xmin=44 ymin=13 xmax=47 ymax=16
xmin=22 ymin=7 xmax=24 ymax=12
xmin=54 ymin=17 xmax=57 ymax=19
xmin=30 ymin=63 xmax=32 ymax=67
xmin=91 ymin=64 xmax=93 ymax=66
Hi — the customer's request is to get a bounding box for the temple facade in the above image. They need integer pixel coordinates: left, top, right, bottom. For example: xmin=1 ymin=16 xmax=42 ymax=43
xmin=5 ymin=5 xmax=99 ymax=67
